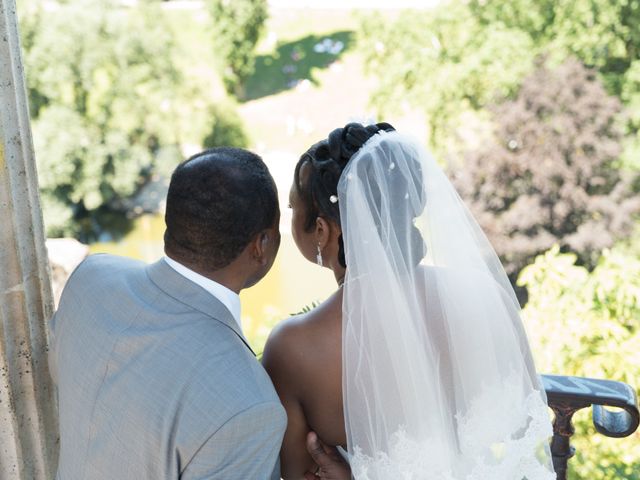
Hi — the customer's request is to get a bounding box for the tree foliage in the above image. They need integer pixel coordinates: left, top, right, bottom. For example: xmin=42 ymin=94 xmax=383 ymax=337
xmin=452 ymin=58 xmax=640 ymax=278
xmin=202 ymin=104 xmax=249 ymax=149
xmin=21 ymin=0 xmax=179 ymax=237
xmin=360 ymin=3 xmax=536 ymax=155
xmin=207 ymin=0 xmax=268 ymax=96
xmin=18 ymin=0 xmax=248 ymax=238
xmin=520 ymin=241 xmax=640 ymax=479
xmin=468 ymin=0 xmax=640 ymax=96
xmin=361 ymin=0 xmax=640 ymax=158
xmin=467 ymin=0 xmax=640 ymax=189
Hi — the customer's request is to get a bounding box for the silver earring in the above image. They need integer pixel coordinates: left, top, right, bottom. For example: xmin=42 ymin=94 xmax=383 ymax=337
xmin=316 ymin=244 xmax=323 ymax=267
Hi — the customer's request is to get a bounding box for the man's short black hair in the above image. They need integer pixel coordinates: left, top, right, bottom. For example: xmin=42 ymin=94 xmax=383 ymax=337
xmin=164 ymin=147 xmax=278 ymax=270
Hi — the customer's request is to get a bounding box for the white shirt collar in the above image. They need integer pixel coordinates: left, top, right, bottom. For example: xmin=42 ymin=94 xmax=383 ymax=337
xmin=163 ymin=256 xmax=242 ymax=330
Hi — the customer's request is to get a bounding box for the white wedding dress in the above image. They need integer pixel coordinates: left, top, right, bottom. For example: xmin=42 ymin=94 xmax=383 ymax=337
xmin=338 ymin=131 xmax=555 ymax=479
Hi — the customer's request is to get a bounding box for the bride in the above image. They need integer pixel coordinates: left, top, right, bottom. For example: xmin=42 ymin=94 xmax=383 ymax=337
xmin=262 ymin=123 xmax=555 ymax=480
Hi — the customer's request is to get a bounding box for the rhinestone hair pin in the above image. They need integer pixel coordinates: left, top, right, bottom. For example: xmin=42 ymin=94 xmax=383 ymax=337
xmin=329 ymin=195 xmax=339 ymax=204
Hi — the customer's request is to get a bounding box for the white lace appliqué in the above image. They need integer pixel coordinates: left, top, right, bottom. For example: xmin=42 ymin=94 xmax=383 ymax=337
xmin=350 ymin=384 xmax=554 ymax=480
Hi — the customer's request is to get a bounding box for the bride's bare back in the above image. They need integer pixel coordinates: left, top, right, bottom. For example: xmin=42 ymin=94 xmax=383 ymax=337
xmin=262 ymin=287 xmax=346 ymax=479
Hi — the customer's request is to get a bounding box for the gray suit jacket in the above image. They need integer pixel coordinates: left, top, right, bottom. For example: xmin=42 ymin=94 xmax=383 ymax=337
xmin=49 ymin=254 xmax=286 ymax=480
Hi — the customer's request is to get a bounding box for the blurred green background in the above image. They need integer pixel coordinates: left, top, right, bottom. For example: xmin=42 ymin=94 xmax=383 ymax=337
xmin=17 ymin=1 xmax=640 ymax=477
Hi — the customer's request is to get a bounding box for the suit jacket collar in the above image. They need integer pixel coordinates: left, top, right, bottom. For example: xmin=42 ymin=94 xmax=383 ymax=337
xmin=145 ymin=259 xmax=255 ymax=356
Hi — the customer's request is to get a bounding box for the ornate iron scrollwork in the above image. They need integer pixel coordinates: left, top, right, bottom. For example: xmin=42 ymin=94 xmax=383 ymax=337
xmin=541 ymin=374 xmax=640 ymax=480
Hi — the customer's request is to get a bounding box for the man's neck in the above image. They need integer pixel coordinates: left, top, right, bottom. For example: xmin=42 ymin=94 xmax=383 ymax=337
xmin=164 ymin=254 xmax=243 ymax=294
xmin=163 ymin=256 xmax=242 ymax=327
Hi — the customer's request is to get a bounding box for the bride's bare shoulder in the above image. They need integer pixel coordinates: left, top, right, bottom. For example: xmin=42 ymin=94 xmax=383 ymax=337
xmin=262 ymin=288 xmax=342 ymax=378
xmin=263 ymin=312 xmax=310 ymax=360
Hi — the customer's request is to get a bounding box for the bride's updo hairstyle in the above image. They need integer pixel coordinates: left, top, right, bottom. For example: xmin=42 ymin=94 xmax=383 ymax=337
xmin=295 ymin=121 xmax=426 ymax=267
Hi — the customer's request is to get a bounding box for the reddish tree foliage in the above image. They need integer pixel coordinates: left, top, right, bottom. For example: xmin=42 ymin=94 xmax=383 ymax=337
xmin=453 ymin=58 xmax=640 ymax=280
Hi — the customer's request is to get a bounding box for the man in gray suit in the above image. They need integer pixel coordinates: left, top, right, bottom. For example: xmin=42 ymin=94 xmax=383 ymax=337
xmin=49 ymin=148 xmax=286 ymax=479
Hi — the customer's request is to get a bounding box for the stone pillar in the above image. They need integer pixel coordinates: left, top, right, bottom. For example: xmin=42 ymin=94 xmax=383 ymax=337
xmin=0 ymin=0 xmax=59 ymax=478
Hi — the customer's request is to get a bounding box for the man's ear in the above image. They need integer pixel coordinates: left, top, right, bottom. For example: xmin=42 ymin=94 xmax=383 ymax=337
xmin=252 ymin=230 xmax=270 ymax=266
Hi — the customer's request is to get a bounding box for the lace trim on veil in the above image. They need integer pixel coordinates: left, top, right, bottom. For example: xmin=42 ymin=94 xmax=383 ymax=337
xmin=350 ymin=378 xmax=554 ymax=480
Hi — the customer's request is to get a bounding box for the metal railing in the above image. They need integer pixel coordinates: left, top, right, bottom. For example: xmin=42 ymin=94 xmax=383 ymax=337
xmin=541 ymin=375 xmax=640 ymax=480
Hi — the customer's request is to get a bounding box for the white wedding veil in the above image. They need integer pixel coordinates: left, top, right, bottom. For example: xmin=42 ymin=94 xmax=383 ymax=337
xmin=338 ymin=131 xmax=555 ymax=479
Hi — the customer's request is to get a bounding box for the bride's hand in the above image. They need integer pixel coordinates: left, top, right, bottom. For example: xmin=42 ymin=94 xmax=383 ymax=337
xmin=303 ymin=432 xmax=351 ymax=480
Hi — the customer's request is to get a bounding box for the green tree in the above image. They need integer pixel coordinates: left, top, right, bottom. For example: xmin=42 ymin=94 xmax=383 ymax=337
xmin=520 ymin=241 xmax=640 ymax=479
xmin=453 ymin=58 xmax=639 ymax=280
xmin=207 ymin=0 xmax=268 ymax=97
xmin=467 ymin=0 xmax=640 ymax=192
xmin=468 ymin=0 xmax=640 ymax=96
xmin=360 ymin=3 xmax=537 ymax=155
xmin=361 ymin=0 xmax=640 ymax=158
xmin=620 ymin=59 xmax=640 ymax=174
xmin=18 ymin=0 xmax=248 ymax=238
xmin=20 ymin=0 xmax=181 ymax=236
xmin=202 ymin=104 xmax=249 ymax=149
